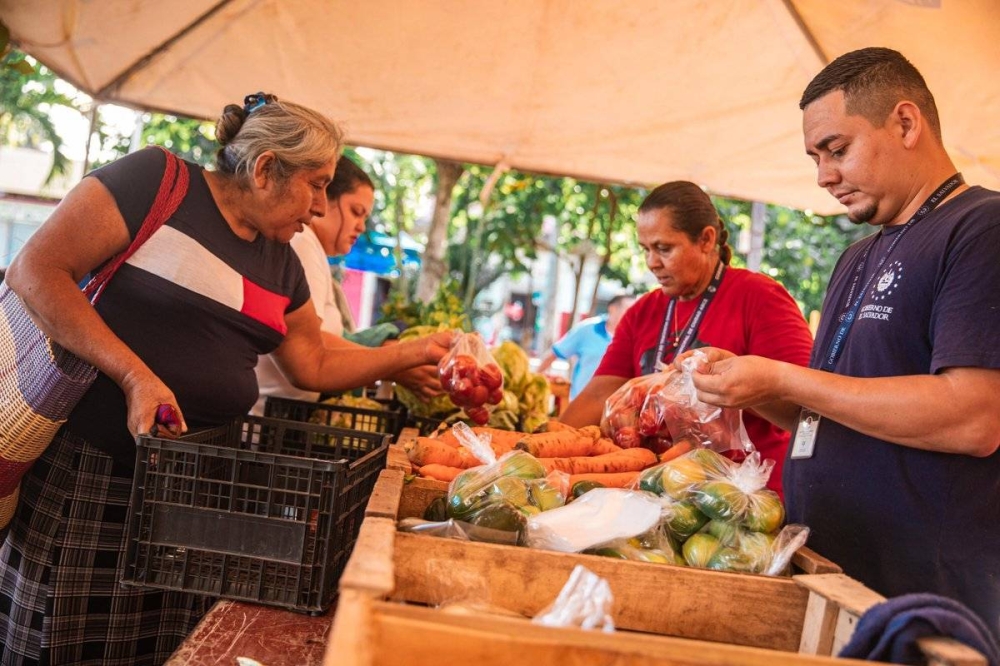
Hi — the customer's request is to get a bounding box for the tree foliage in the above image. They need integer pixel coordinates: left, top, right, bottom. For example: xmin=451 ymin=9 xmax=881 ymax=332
xmin=0 ymin=50 xmax=81 ymax=182
xmin=91 ymin=112 xmax=217 ymax=170
xmin=716 ymin=199 xmax=869 ymax=315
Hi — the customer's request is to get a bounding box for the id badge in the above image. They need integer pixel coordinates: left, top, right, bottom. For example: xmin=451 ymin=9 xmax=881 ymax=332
xmin=790 ymin=408 xmax=821 ymax=459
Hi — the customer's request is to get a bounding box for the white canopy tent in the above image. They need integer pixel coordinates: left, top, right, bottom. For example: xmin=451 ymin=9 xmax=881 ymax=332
xmin=3 ymin=0 xmax=998 ymax=214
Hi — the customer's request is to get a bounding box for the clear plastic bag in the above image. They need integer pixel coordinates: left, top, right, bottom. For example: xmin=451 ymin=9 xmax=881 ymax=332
xmin=601 ymin=351 xmax=754 ymax=454
xmin=584 ymin=525 xmax=685 ymax=566
xmin=532 ymin=565 xmax=615 ymax=633
xmin=398 ymin=517 xmax=520 ymax=545
xmin=600 ymin=372 xmax=673 ymax=449
xmin=435 ymin=424 xmax=566 ymax=543
xmin=438 ymin=333 xmax=505 ymax=425
xmin=629 ymin=448 xmax=810 ymax=576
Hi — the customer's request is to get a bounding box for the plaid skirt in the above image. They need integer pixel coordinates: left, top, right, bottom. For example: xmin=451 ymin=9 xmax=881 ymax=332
xmin=0 ymin=429 xmax=209 ymax=666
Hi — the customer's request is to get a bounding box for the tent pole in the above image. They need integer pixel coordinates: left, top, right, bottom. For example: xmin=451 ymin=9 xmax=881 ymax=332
xmin=96 ymin=0 xmax=235 ymax=98
xmin=81 ymin=103 xmax=99 ymax=176
xmin=748 ymin=202 xmax=767 ymax=272
xmin=779 ymin=0 xmax=829 ymax=65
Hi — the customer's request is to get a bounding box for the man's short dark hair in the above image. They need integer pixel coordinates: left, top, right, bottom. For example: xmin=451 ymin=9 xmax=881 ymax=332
xmin=799 ymin=47 xmax=941 ymax=140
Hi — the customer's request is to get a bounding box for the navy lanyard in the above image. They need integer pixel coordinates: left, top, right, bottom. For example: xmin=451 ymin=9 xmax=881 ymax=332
xmin=653 ymin=259 xmax=726 ymax=369
xmin=821 ymin=174 xmax=964 ymax=371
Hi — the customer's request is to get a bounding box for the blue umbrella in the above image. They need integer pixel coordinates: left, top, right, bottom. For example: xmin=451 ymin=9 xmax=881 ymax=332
xmin=330 ymin=229 xmax=422 ymax=276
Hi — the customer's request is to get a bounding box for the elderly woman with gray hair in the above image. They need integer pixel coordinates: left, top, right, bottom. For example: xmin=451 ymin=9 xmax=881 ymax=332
xmin=0 ymin=93 xmax=451 ymax=665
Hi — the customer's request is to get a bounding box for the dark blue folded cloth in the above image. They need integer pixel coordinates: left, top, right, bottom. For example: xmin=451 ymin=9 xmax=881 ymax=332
xmin=838 ymin=593 xmax=1000 ymax=665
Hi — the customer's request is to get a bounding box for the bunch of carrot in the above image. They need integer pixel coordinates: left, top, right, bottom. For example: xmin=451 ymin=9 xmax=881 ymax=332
xmin=406 ymin=422 xmax=685 ymax=487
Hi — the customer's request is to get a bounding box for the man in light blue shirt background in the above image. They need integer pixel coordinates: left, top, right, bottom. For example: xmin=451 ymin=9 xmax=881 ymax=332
xmin=537 ymin=294 xmax=635 ymax=400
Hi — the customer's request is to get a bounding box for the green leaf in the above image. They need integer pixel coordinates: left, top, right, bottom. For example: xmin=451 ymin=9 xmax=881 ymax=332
xmin=11 ymin=59 xmax=34 ymax=75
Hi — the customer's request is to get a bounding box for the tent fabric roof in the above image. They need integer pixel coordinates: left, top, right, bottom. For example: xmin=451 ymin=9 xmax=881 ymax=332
xmin=4 ymin=0 xmax=998 ymax=214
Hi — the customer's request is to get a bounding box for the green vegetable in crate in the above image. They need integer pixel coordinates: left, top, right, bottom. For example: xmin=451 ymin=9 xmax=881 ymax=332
xmin=570 ymin=480 xmax=604 ymax=499
xmin=738 ymin=531 xmax=777 ymax=572
xmin=498 ymin=452 xmax=546 ymax=480
xmin=706 ymin=546 xmax=755 ymax=573
xmin=660 ymin=456 xmax=708 ymax=499
xmin=692 ymin=480 xmax=749 ymax=521
xmin=682 ymin=532 xmax=722 ymax=568
xmin=665 ymin=500 xmax=709 ymax=540
xmin=743 ymin=489 xmax=785 ymax=533
xmin=528 ymin=480 xmax=565 ymax=511
xmin=632 ymin=548 xmax=673 ymax=564
xmin=466 ymin=502 xmax=527 ymax=536
xmin=423 ymin=496 xmax=449 ymax=522
xmin=704 ymin=519 xmax=739 ymax=546
xmin=591 ymin=547 xmax=629 ymax=560
xmin=488 ymin=476 xmax=531 ymax=508
xmin=638 ymin=465 xmax=665 ymax=494
xmin=447 ymin=452 xmax=545 ymax=519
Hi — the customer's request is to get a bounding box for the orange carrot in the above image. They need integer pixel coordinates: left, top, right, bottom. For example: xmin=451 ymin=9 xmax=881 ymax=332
xmin=589 ymin=437 xmax=622 ymax=455
xmin=516 ymin=431 xmax=596 ymax=458
xmin=533 ymin=420 xmax=578 ymax=434
xmin=538 ymin=448 xmax=657 ymax=475
xmin=577 ymin=425 xmax=602 ymax=441
xmin=568 ymin=471 xmax=640 ymax=488
xmin=439 ymin=426 xmax=524 ymax=451
xmin=418 ymin=464 xmax=465 ymax=483
xmin=657 ymin=441 xmax=694 ymax=465
xmin=407 ymin=437 xmax=467 ymax=468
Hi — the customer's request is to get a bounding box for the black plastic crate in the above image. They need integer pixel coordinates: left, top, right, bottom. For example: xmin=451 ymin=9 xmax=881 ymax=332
xmin=121 ymin=416 xmax=389 ymax=613
xmin=264 ymin=396 xmax=404 ymax=438
xmin=404 ymin=412 xmax=448 ymax=437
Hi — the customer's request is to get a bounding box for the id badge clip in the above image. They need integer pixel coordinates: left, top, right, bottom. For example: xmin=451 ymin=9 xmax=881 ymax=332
xmin=790 ymin=408 xmax=821 ymax=459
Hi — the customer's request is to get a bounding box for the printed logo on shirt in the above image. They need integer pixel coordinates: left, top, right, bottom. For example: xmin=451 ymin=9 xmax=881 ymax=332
xmin=859 ymin=260 xmax=903 ymax=322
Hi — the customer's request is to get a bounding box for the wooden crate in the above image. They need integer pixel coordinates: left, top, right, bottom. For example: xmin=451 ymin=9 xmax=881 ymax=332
xmin=341 ymin=445 xmax=984 ymax=666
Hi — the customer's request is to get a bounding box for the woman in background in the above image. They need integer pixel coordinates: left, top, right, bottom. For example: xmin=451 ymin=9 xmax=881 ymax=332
xmin=254 ymin=154 xmax=441 ymax=413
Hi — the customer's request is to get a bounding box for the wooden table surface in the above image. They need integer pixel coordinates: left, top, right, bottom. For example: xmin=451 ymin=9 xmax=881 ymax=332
xmin=166 ymin=599 xmax=333 ymax=665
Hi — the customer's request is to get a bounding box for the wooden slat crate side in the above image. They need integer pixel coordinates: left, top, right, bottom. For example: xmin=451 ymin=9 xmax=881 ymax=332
xmin=339 ymin=518 xmax=396 ymax=596
xmin=326 ymin=589 xmax=378 ymax=666
xmin=365 ymin=469 xmax=406 ymax=519
xmin=792 ymin=546 xmax=841 ymax=574
xmin=392 ymin=531 xmax=809 ymax=652
xmin=386 ymin=444 xmax=412 ymax=472
xmin=397 ymin=477 xmax=448 ymax=519
xmin=363 ymin=602 xmax=880 ymax=666
xmin=336 ymin=477 xmax=985 ymax=666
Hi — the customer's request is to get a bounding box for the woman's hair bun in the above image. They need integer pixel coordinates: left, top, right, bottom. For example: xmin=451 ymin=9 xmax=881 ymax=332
xmin=216 ymin=104 xmax=248 ymax=146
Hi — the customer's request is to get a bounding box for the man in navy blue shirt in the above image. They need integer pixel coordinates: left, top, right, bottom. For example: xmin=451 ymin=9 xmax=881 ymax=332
xmin=678 ymin=47 xmax=1000 ymax=628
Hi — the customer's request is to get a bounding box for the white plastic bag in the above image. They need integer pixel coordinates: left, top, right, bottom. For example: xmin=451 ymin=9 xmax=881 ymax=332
xmin=525 ymin=488 xmax=662 ymax=553
xmin=532 ymin=565 xmax=615 ymax=633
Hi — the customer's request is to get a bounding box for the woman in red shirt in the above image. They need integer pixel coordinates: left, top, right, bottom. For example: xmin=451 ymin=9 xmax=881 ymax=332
xmin=560 ymin=181 xmax=813 ymax=495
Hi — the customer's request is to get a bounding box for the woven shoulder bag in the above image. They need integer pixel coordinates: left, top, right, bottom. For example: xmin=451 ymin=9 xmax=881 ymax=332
xmin=0 ymin=147 xmax=189 ymax=527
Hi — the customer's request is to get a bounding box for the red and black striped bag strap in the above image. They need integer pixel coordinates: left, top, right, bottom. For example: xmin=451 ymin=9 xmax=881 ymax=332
xmin=83 ymin=147 xmax=190 ymax=304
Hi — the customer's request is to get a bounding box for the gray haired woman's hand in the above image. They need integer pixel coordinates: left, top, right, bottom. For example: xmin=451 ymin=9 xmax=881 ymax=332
xmin=120 ymin=368 xmax=187 ymax=438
